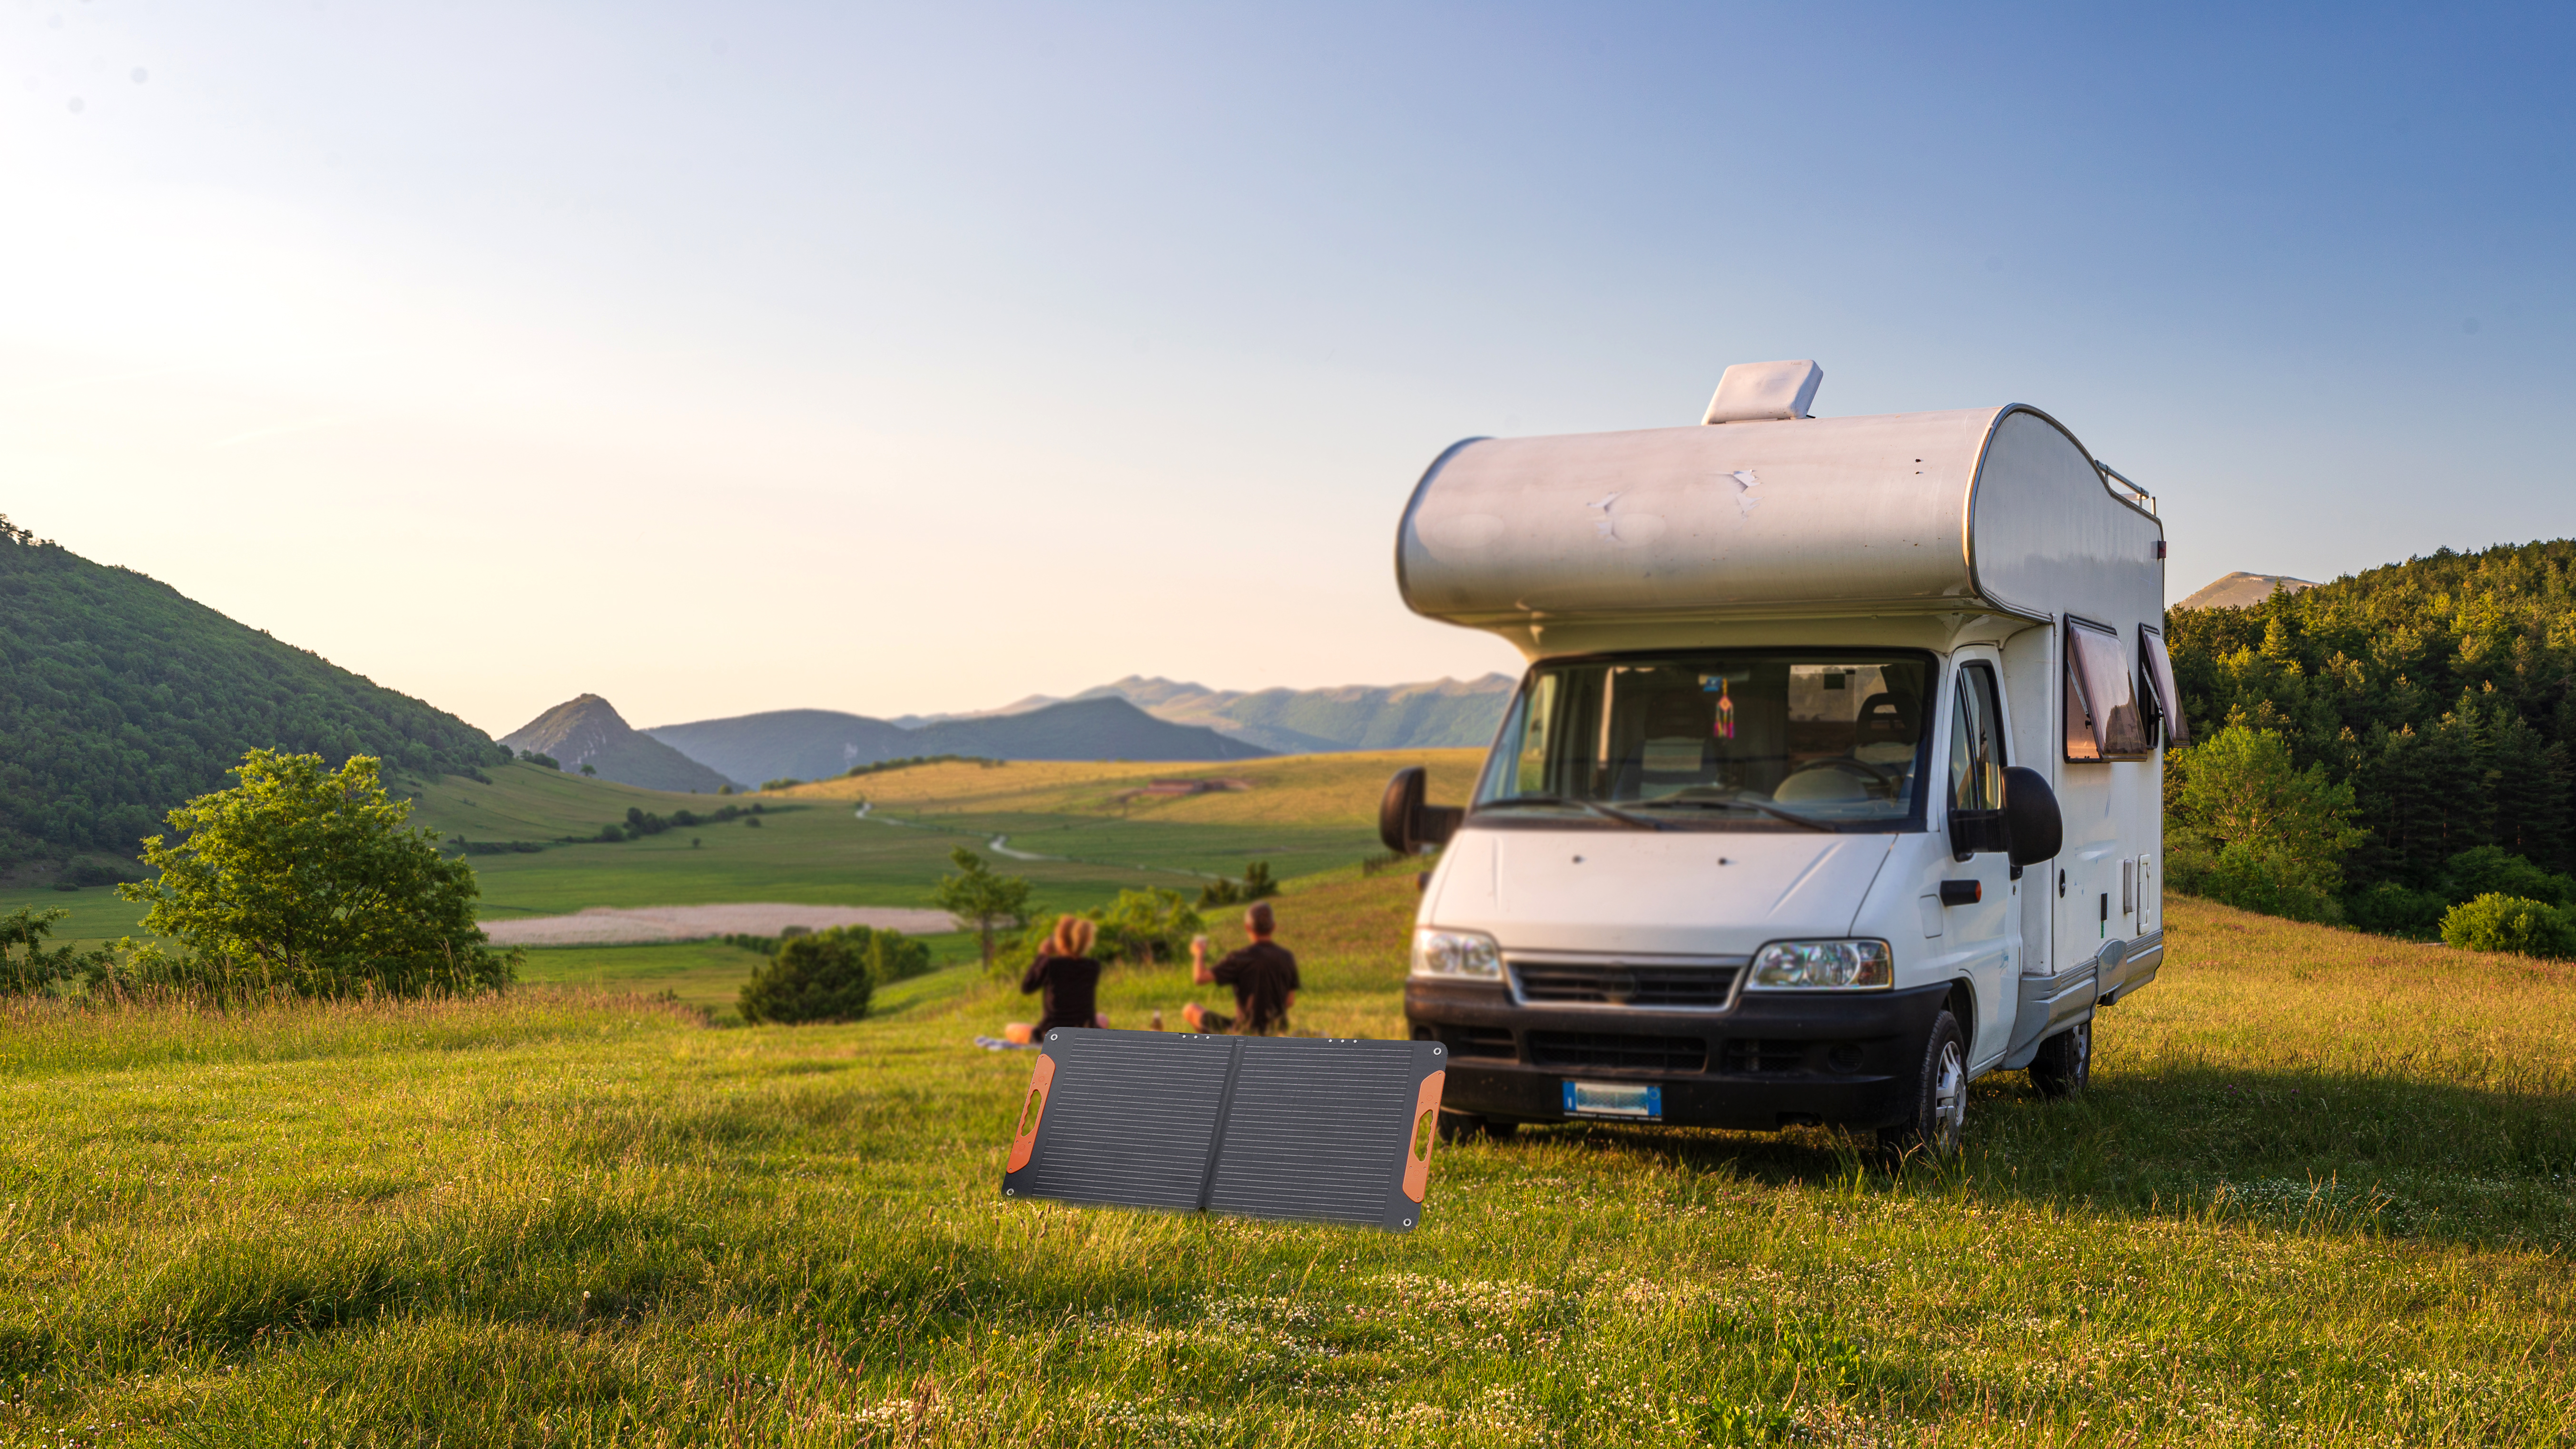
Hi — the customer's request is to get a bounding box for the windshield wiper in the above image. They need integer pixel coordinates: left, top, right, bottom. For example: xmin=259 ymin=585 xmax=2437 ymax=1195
xmin=1629 ymin=797 xmax=1834 ymax=832
xmin=1474 ymin=794 xmax=1670 ymax=831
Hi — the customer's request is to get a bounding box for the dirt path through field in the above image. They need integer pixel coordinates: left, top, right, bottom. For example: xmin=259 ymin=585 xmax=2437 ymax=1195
xmin=485 ymin=904 xmax=958 ymax=946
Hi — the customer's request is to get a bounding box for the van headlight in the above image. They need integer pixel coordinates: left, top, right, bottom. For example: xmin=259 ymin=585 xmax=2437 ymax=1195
xmin=1412 ymin=927 xmax=1502 ymax=980
xmin=1746 ymin=939 xmax=1892 ymax=990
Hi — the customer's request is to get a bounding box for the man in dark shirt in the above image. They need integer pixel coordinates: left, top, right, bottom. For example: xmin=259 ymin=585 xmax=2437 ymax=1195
xmin=1182 ymin=902 xmax=1299 ymax=1035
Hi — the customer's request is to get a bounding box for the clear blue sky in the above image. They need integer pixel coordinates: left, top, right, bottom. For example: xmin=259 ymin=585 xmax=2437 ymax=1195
xmin=6 ymin=2 xmax=2569 ymax=735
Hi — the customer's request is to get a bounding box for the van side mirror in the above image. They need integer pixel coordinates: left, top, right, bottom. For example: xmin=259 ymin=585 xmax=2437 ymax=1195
xmin=2001 ymin=766 xmax=2063 ymax=868
xmin=1378 ymin=767 xmax=1464 ymax=856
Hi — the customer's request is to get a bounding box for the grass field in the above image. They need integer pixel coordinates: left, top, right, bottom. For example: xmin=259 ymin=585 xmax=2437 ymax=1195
xmin=3 ymin=883 xmax=2570 ymax=1446
xmin=419 ymin=753 xmax=1481 ymax=925
xmin=3 ymin=752 xmax=1480 ymax=979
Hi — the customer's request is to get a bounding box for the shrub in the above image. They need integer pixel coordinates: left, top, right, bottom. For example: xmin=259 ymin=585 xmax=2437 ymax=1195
xmin=2169 ymin=838 xmax=2345 ymax=924
xmin=725 ymin=925 xmax=931 ymax=985
xmin=738 ymin=933 xmax=875 ymax=1023
xmin=2439 ymin=894 xmax=2576 ymax=959
xmin=1199 ymin=861 xmax=1279 ymax=908
xmin=1096 ymin=887 xmax=1204 ymax=966
xmin=2346 ymin=880 xmax=2448 ymax=937
xmin=760 ymin=778 xmax=805 ymax=792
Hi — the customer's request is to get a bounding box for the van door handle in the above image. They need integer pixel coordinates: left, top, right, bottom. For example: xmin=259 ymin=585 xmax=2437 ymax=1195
xmin=1939 ymin=880 xmax=1982 ymax=907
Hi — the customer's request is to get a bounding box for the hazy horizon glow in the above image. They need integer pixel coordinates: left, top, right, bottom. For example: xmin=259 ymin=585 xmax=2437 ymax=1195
xmin=8 ymin=3 xmax=2571 ymax=738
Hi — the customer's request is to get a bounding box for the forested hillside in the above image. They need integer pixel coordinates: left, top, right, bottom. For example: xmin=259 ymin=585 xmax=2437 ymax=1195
xmin=2167 ymin=539 xmax=2576 ymax=901
xmin=0 ymin=519 xmax=506 ymax=866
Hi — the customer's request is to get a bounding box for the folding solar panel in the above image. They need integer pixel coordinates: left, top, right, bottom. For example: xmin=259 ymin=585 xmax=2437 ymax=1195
xmin=1001 ymin=1030 xmax=1448 ymax=1232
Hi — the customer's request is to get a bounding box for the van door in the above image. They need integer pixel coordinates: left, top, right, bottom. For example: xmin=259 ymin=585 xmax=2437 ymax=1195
xmin=1939 ymin=652 xmax=2020 ymax=1069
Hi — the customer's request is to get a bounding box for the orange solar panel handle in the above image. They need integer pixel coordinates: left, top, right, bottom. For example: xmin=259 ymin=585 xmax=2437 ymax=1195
xmin=1401 ymin=1070 xmax=1445 ymax=1203
xmin=1006 ymin=1054 xmax=1057 ymax=1173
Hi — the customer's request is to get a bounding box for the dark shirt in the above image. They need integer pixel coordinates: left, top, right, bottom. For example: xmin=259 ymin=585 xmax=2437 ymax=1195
xmin=1212 ymin=940 xmax=1300 ymax=1035
xmin=1020 ymin=953 xmax=1102 ymax=1036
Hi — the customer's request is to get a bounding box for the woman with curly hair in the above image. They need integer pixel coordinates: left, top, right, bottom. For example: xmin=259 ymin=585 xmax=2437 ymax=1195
xmin=1002 ymin=914 xmax=1108 ymax=1044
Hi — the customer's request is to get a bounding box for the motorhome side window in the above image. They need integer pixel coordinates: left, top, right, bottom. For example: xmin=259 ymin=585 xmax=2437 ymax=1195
xmin=1474 ymin=651 xmax=1935 ymax=830
xmin=2062 ymin=618 xmax=2151 ymax=761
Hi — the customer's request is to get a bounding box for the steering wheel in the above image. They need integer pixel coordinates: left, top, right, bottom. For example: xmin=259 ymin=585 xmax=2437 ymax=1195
xmin=1782 ymin=758 xmax=1900 ymax=793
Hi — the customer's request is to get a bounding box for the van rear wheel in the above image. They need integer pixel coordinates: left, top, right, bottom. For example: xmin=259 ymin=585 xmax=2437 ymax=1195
xmin=2029 ymin=1020 xmax=2091 ymax=1098
xmin=1878 ymin=1010 xmax=1966 ymax=1160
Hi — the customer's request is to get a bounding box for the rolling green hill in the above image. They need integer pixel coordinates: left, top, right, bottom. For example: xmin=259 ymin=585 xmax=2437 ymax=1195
xmin=0 ymin=520 xmax=505 ymax=875
xmin=1085 ymin=673 xmax=1517 ymax=753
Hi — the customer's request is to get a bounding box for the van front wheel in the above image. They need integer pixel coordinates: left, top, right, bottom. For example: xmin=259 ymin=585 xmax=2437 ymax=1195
xmin=1878 ymin=1010 xmax=1966 ymax=1160
xmin=2029 ymin=1020 xmax=2091 ymax=1098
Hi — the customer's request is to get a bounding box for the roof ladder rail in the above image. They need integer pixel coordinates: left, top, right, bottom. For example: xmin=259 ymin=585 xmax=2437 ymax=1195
xmin=2094 ymin=460 xmax=2156 ymax=515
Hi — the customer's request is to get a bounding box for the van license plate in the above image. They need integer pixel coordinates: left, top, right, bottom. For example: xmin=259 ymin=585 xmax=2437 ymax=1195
xmin=1563 ymin=1081 xmax=1662 ymax=1119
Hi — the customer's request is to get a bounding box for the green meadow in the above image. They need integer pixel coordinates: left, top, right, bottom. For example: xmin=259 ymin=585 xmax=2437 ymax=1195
xmin=6 ymin=753 xmax=1485 ymax=1002
xmin=2 ymin=876 xmax=2571 ymax=1446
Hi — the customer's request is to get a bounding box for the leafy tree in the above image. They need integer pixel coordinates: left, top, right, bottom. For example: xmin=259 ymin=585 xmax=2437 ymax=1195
xmin=118 ymin=750 xmax=515 ymax=997
xmin=2439 ymin=845 xmax=2576 ymax=907
xmin=0 ymin=907 xmax=84 ymax=995
xmin=934 ymin=847 xmax=1032 ymax=972
xmin=2167 ymin=724 xmax=2366 ymax=923
xmin=2167 ymin=541 xmax=2576 ymax=908
xmin=2345 ymin=880 xmax=2448 ymax=937
xmin=737 ymin=933 xmax=875 ymax=1023
xmin=580 ymin=763 xmax=597 ymax=777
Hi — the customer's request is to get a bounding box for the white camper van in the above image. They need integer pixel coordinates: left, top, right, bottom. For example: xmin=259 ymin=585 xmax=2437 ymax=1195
xmin=1381 ymin=361 xmax=2186 ymax=1153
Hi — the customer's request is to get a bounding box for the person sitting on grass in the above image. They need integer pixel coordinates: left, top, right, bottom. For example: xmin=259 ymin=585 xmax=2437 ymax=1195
xmin=1003 ymin=915 xmax=1109 ymax=1044
xmin=1182 ymin=902 xmax=1300 ymax=1035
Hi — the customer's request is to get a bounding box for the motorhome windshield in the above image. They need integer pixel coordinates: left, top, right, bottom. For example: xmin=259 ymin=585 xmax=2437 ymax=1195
xmin=1473 ymin=652 xmax=1935 ymax=831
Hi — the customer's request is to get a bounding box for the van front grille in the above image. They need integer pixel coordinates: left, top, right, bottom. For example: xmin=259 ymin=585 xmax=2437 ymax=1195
xmin=1527 ymin=1031 xmax=1707 ymax=1073
xmin=1720 ymin=1039 xmax=1811 ymax=1074
xmin=1443 ymin=1026 xmax=1517 ymax=1060
xmin=1510 ymin=961 xmax=1741 ymax=1009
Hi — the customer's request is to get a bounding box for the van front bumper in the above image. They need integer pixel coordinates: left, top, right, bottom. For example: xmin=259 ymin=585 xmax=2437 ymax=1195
xmin=1406 ymin=977 xmax=1952 ymax=1132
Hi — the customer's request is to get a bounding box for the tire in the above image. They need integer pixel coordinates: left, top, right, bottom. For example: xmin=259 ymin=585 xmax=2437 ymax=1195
xmin=2029 ymin=1019 xmax=2092 ymax=1099
xmin=1437 ymin=1110 xmax=1488 ymax=1144
xmin=1437 ymin=1112 xmax=1519 ymax=1143
xmin=1878 ymin=1010 xmax=1967 ymax=1160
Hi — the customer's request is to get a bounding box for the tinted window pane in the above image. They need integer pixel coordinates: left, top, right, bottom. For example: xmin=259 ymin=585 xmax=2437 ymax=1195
xmin=2065 ymin=621 xmax=2149 ymax=760
xmin=2141 ymin=628 xmax=2190 ymax=748
xmin=1949 ymin=664 xmax=2004 ymax=812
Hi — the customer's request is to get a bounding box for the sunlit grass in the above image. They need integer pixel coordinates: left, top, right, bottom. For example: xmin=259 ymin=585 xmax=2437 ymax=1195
xmin=2 ymin=883 xmax=2570 ymax=1445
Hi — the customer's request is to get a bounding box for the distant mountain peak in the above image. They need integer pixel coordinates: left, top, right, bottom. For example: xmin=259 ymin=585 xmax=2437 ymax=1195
xmin=2177 ymin=572 xmax=2319 ymax=611
xmin=501 ymin=695 xmax=732 ymax=791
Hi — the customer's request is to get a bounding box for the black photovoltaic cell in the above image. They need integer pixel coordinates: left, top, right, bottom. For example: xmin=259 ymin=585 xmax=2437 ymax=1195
xmin=1210 ymin=1039 xmax=1418 ymax=1226
xmin=1009 ymin=1033 xmax=1237 ymax=1211
xmin=1001 ymin=1029 xmax=1447 ymax=1232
